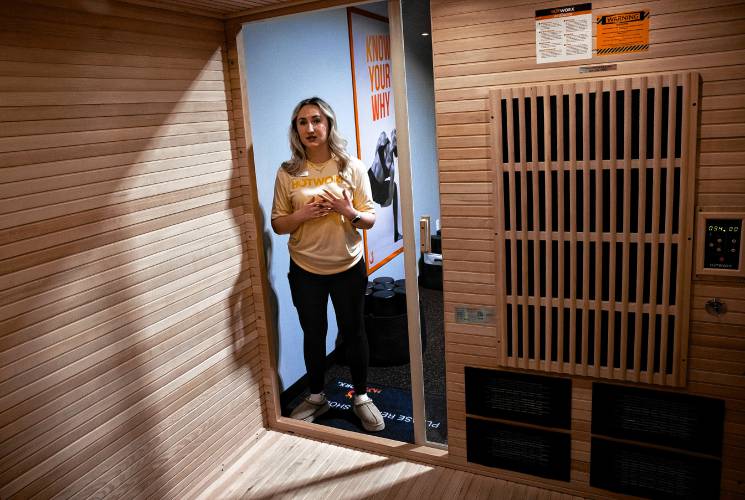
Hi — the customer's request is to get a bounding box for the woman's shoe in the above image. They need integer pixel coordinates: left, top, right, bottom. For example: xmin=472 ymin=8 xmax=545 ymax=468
xmin=289 ymin=395 xmax=329 ymax=422
xmin=353 ymin=395 xmax=385 ymax=432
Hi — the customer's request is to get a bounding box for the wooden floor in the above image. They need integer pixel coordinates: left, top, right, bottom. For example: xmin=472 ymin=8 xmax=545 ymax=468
xmin=194 ymin=430 xmax=585 ymax=499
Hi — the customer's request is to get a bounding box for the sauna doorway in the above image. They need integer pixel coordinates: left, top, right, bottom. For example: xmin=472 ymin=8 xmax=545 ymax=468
xmin=236 ymin=0 xmax=445 ymax=447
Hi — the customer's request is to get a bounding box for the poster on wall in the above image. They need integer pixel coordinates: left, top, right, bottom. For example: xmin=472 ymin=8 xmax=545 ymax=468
xmin=535 ymin=3 xmax=593 ymax=64
xmin=596 ymin=10 xmax=650 ymax=55
xmin=347 ymin=7 xmax=403 ymax=274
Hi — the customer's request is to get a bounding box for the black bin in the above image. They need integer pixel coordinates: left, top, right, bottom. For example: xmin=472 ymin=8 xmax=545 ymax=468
xmin=366 ymin=284 xmax=427 ymax=366
xmin=370 ymin=290 xmax=397 ymax=317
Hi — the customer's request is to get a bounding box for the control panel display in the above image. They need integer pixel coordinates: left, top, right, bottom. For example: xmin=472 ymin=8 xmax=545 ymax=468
xmin=703 ymin=218 xmax=742 ymax=270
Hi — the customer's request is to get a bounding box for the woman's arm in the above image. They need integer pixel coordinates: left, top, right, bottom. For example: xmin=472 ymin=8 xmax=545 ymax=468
xmin=351 ymin=210 xmax=375 ymax=230
xmin=271 ymin=198 xmax=330 ymax=234
xmin=271 ymin=211 xmax=304 ymax=235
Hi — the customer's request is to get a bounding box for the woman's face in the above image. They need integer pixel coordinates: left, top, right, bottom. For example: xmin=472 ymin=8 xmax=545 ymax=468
xmin=295 ymin=104 xmax=329 ymax=151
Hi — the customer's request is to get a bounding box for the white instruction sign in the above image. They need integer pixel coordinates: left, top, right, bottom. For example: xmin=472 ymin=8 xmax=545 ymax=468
xmin=535 ymin=3 xmax=592 ymax=64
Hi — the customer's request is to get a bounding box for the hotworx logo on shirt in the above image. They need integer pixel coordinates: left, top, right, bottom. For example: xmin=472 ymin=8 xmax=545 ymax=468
xmin=290 ymin=174 xmax=343 ymax=190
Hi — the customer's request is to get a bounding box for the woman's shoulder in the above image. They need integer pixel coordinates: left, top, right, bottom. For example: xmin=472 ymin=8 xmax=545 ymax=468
xmin=347 ymin=156 xmax=367 ymax=174
xmin=276 ymin=161 xmax=298 ymax=177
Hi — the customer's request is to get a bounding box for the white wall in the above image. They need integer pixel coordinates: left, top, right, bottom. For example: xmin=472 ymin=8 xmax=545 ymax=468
xmin=402 ymin=0 xmax=441 ymax=251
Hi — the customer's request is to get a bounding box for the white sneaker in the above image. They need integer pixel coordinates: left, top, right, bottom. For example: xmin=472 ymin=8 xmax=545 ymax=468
xmin=289 ymin=395 xmax=329 ymax=422
xmin=353 ymin=395 xmax=385 ymax=432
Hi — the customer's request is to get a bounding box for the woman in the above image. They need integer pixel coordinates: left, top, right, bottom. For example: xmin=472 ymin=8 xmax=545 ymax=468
xmin=271 ymin=97 xmax=384 ymax=432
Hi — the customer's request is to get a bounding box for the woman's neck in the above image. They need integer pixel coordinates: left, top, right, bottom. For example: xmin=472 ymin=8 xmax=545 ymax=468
xmin=305 ymin=146 xmax=332 ymax=164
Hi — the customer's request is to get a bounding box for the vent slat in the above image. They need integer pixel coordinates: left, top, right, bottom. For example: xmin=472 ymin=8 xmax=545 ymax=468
xmin=506 ymin=88 xmax=519 ymax=368
xmin=568 ymin=82 xmax=578 ymax=375
xmin=491 ymin=88 xmax=508 ymax=365
xmin=518 ymin=86 xmax=530 ymax=369
xmin=542 ymin=84 xmax=554 ymax=371
xmin=633 ymin=76 xmax=649 ymax=383
xmin=556 ymin=86 xmax=566 ymax=372
xmin=530 ymin=86 xmax=542 ymax=369
xmin=648 ymin=75 xmax=664 ymax=384
xmin=660 ymin=73 xmax=679 ymax=378
xmin=673 ymin=74 xmax=696 ymax=385
xmin=593 ymin=80 xmax=604 ymax=379
xmin=608 ymin=77 xmax=619 ymax=380
xmin=620 ymin=77 xmax=633 ymax=378
xmin=582 ymin=86 xmax=591 ymax=375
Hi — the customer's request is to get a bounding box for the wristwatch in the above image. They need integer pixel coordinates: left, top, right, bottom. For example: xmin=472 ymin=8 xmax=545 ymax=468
xmin=351 ymin=212 xmax=362 ymax=224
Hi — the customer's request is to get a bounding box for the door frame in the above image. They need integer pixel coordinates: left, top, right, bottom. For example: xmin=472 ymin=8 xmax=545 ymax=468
xmin=232 ymin=0 xmax=445 ymax=454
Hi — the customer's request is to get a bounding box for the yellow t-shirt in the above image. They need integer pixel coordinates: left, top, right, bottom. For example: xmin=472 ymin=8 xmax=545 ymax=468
xmin=271 ymin=157 xmax=375 ymax=275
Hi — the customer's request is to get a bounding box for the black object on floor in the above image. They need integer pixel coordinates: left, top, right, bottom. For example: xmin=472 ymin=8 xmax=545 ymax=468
xmin=365 ymin=307 xmax=427 ymax=366
xmin=418 ymin=254 xmax=442 ymax=290
xmin=287 ymin=379 xmax=445 ymax=443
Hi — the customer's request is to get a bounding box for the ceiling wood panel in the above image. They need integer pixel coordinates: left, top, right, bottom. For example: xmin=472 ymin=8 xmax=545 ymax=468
xmin=120 ymin=0 xmax=323 ymax=18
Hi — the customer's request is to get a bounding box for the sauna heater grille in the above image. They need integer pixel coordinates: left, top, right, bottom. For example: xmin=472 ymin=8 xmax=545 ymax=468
xmin=489 ymin=73 xmax=699 ymax=386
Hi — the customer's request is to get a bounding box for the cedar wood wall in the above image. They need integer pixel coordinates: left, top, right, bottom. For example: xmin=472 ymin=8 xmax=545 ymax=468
xmin=430 ymin=0 xmax=745 ymax=498
xmin=0 ymin=0 xmax=267 ymax=498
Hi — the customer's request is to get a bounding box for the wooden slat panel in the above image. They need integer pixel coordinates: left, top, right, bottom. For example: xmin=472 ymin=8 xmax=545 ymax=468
xmin=488 ymin=74 xmax=695 ymax=384
xmin=489 ymin=89 xmax=507 ymax=365
xmin=674 ymin=73 xmax=698 ymax=386
xmin=0 ymin=1 xmax=265 ymax=498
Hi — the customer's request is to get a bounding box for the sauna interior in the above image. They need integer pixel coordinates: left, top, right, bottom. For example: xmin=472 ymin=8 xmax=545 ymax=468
xmin=1 ymin=0 xmax=743 ymax=498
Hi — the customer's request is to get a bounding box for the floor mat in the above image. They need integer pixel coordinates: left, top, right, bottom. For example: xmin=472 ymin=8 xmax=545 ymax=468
xmin=287 ymin=379 xmax=446 ymax=443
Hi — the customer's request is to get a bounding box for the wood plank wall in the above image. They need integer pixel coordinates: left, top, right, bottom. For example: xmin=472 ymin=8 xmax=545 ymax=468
xmin=430 ymin=0 xmax=745 ymax=497
xmin=0 ymin=1 xmax=266 ymax=498
xmin=223 ymin=11 xmax=296 ymax=431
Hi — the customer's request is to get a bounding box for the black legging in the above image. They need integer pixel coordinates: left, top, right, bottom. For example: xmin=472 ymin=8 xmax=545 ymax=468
xmin=288 ymin=258 xmax=369 ymax=396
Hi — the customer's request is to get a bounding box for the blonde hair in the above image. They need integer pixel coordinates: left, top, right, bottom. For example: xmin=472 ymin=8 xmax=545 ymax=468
xmin=282 ymin=97 xmax=354 ymax=187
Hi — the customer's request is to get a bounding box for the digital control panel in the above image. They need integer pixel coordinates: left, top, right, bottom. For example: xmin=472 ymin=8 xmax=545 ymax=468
xmin=703 ymin=219 xmax=742 ymax=270
xmin=696 ymin=212 xmax=745 ymax=278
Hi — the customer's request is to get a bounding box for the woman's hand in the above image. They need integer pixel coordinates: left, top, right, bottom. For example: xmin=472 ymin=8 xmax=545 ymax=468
xmin=297 ymin=195 xmax=332 ymax=221
xmin=271 ymin=196 xmax=329 ymax=234
xmin=319 ymin=188 xmax=355 ymax=220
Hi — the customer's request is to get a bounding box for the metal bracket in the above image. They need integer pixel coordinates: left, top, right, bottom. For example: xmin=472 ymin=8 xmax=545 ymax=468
xmin=705 ymin=298 xmax=726 ymax=316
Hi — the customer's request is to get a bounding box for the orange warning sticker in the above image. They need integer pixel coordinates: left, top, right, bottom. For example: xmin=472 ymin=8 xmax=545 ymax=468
xmin=596 ymin=10 xmax=649 ymax=55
